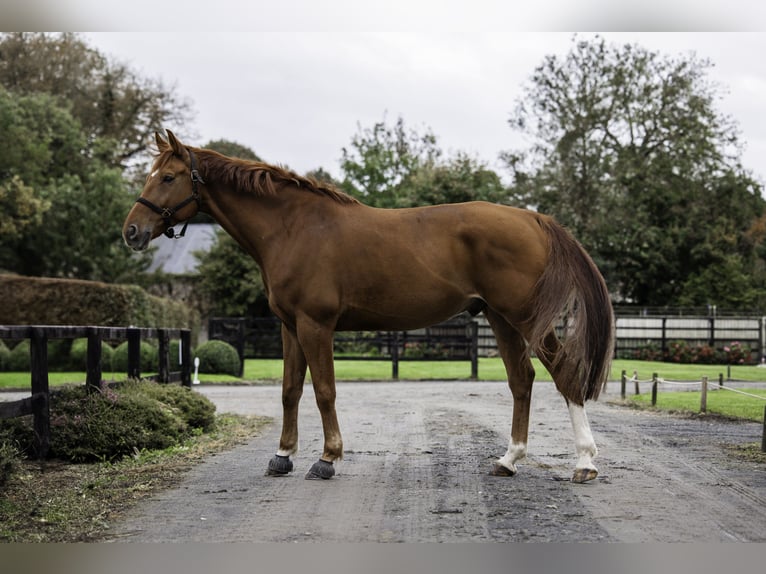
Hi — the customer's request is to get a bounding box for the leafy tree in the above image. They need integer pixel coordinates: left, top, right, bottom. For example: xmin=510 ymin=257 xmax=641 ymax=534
xmin=341 ymin=115 xmax=508 ymax=208
xmin=505 ymin=35 xmax=765 ymax=308
xmin=0 ymin=32 xmax=193 ymax=171
xmin=0 ymin=86 xmax=151 ymax=281
xmin=405 ymin=152 xmax=508 ymax=206
xmin=203 ymin=139 xmax=261 ymax=161
xmin=194 ymin=229 xmax=267 ymax=317
xmin=340 ymin=115 xmax=441 ymax=207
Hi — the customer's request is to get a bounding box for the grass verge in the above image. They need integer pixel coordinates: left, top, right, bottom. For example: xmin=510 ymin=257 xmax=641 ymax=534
xmin=0 ymin=413 xmax=270 ymax=542
xmin=625 ymin=388 xmax=766 ymax=422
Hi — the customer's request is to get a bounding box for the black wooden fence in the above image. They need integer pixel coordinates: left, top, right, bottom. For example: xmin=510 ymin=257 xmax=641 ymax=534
xmin=209 ymin=316 xmax=480 ymax=379
xmin=0 ymin=325 xmax=192 ymax=458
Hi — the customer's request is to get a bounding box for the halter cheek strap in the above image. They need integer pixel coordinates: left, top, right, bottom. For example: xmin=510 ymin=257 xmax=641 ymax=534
xmin=135 ymin=147 xmax=205 ymax=239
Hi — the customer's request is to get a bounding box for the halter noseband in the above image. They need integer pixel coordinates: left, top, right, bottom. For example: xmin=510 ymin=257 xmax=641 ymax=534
xmin=135 ymin=147 xmax=204 ymax=239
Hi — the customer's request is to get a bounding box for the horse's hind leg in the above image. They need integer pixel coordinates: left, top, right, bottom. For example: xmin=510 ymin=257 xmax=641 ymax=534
xmin=484 ymin=309 xmax=535 ymax=477
xmin=266 ymin=324 xmax=307 ymax=476
xmin=539 ymin=331 xmax=599 ymax=483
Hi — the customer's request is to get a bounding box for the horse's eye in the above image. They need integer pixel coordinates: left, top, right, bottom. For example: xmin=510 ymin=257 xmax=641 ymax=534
xmin=162 ymin=174 xmax=175 ymax=183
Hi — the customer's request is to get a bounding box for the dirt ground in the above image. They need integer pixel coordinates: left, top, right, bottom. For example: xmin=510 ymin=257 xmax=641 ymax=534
xmin=96 ymin=380 xmax=766 ymax=543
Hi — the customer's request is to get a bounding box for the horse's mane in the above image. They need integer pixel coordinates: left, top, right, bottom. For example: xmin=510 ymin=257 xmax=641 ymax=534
xmin=154 ymin=147 xmax=358 ymax=205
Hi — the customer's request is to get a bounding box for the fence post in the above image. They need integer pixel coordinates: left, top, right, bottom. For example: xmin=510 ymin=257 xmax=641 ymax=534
xmin=391 ymin=331 xmax=400 ymax=380
xmin=621 ymin=370 xmax=626 ymax=399
xmin=86 ymin=327 xmax=103 ymax=393
xmin=127 ymin=327 xmax=141 ymax=380
xmin=634 ymin=370 xmax=640 ymax=395
xmin=157 ymin=329 xmax=170 ymax=384
xmin=180 ymin=330 xmax=192 ymax=388
xmin=469 ymin=321 xmax=478 ymax=380
xmin=651 ymin=373 xmax=658 ymax=406
xmin=761 ymin=405 xmax=766 ymax=453
xmin=719 ymin=373 xmax=724 ymax=388
xmin=700 ymin=376 xmax=708 ymax=413
xmin=30 ymin=327 xmax=50 ymax=459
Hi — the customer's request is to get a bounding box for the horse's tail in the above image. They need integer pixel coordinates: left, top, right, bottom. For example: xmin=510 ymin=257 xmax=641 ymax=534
xmin=525 ymin=215 xmax=614 ymax=404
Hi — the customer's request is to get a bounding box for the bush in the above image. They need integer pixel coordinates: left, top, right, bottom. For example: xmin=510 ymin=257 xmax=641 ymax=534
xmin=7 ymin=340 xmax=30 ymax=371
xmin=194 ymin=340 xmax=241 ymax=376
xmin=0 ymin=382 xmax=216 ymax=463
xmin=0 ymin=340 xmax=10 ymax=371
xmin=722 ymin=341 xmax=753 ymax=365
xmin=48 ymin=385 xmax=187 ymax=462
xmin=127 ymin=382 xmax=216 ymax=432
xmin=111 ymin=340 xmax=158 ymax=374
xmin=69 ymin=338 xmax=115 ymax=371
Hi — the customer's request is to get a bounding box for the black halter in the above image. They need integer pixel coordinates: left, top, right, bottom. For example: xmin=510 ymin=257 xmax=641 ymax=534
xmin=135 ymin=147 xmax=204 ymax=239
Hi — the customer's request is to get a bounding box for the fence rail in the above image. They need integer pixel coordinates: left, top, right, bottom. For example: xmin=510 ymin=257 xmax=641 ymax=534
xmin=0 ymin=325 xmax=192 ymax=458
xmin=209 ymin=316 xmax=479 ymax=380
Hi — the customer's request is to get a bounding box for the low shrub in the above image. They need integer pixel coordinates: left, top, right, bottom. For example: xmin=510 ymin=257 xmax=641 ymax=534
xmin=123 ymin=381 xmax=216 ymax=432
xmin=194 ymin=340 xmax=241 ymax=376
xmin=69 ymin=338 xmax=115 ymax=371
xmin=0 ymin=382 xmax=217 ymax=463
xmin=111 ymin=340 xmax=158 ymax=374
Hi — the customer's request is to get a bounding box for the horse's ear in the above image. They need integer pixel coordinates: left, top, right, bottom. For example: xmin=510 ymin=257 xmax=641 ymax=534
xmin=166 ymin=130 xmax=184 ymax=156
xmin=155 ymin=131 xmax=169 ymax=151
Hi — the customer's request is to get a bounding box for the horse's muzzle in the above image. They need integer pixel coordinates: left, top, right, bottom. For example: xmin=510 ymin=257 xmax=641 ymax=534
xmin=123 ymin=224 xmax=151 ymax=251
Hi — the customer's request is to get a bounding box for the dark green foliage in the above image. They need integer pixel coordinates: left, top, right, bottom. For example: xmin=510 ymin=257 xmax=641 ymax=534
xmin=68 ymin=338 xmax=115 ymax=371
xmin=0 ymin=382 xmax=217 ymax=463
xmin=111 ymin=341 xmax=158 ymax=374
xmin=48 ymin=386 xmax=186 ymax=462
xmin=506 ymin=35 xmax=766 ymax=308
xmin=6 ymin=340 xmax=29 ymax=371
xmin=194 ymin=340 xmax=241 ymax=376
xmin=0 ymin=340 xmax=9 ymax=371
xmin=0 ymin=275 xmax=199 ymax=336
xmin=194 ymin=230 xmax=267 ymax=318
xmin=130 ymin=383 xmax=216 ymax=432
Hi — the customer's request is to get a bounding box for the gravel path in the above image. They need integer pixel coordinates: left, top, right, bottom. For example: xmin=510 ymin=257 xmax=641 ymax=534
xmin=85 ymin=380 xmax=766 ymax=542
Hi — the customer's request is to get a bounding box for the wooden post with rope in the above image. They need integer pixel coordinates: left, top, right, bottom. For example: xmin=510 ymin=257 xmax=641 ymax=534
xmin=700 ymin=376 xmax=708 ymax=413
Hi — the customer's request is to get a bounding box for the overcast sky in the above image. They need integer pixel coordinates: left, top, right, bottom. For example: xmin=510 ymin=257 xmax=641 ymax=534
xmin=78 ymin=30 xmax=766 ymax=186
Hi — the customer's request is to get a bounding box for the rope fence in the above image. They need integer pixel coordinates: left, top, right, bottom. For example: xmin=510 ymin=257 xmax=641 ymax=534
xmin=618 ymin=370 xmax=766 ymax=452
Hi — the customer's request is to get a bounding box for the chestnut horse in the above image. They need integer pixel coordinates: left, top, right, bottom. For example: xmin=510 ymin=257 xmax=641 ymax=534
xmin=123 ymin=130 xmax=614 ymax=483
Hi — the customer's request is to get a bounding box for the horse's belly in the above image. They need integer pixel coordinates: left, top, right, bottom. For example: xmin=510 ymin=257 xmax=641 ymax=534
xmin=335 ymin=293 xmax=481 ymax=332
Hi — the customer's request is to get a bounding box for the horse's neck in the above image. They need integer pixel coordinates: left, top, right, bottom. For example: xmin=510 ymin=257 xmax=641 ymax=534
xmin=203 ymin=182 xmax=320 ymax=269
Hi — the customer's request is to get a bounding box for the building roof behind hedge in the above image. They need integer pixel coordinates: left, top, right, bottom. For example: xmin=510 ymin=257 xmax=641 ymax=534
xmin=147 ymin=224 xmax=218 ymax=275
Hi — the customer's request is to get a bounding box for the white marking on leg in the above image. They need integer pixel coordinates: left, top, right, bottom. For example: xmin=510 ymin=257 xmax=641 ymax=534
xmin=568 ymin=402 xmax=598 ymax=472
xmin=497 ymin=439 xmax=527 ymax=474
xmin=277 ymin=447 xmax=296 ymax=457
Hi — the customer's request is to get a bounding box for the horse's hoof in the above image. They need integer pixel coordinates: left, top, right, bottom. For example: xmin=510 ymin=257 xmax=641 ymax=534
xmin=572 ymin=467 xmax=598 ymax=483
xmin=266 ymin=454 xmax=293 ymax=476
xmin=305 ymin=459 xmax=335 ymax=480
xmin=489 ymin=462 xmax=516 ymax=477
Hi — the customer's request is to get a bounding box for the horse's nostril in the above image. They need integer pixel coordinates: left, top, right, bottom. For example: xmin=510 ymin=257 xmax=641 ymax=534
xmin=127 ymin=224 xmax=138 ymax=239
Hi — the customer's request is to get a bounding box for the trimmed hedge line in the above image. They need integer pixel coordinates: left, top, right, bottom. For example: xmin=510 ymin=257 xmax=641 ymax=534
xmin=0 ymin=274 xmax=199 ymax=334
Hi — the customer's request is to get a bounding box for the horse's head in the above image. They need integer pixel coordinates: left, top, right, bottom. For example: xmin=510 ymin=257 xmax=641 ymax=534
xmin=122 ymin=130 xmax=204 ymax=251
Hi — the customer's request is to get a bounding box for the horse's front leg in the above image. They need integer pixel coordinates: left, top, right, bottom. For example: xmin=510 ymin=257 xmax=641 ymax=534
xmin=266 ymin=324 xmax=307 ymax=476
xmin=297 ymin=318 xmax=341 ymax=480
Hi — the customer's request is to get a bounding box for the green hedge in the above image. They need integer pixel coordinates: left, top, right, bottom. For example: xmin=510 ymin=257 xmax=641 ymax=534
xmin=0 ymin=274 xmax=199 ymax=335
